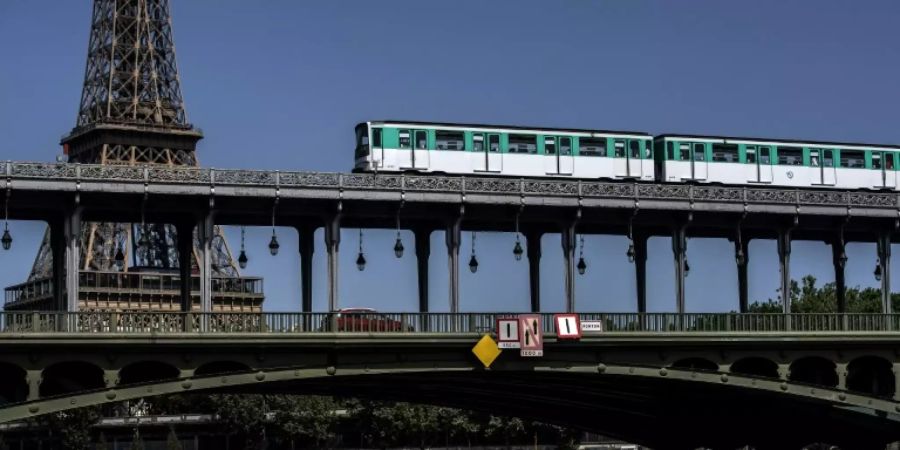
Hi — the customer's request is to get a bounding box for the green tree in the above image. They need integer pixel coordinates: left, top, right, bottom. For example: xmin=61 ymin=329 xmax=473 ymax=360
xmin=129 ymin=427 xmax=145 ymax=450
xmin=748 ymin=275 xmax=899 ymax=313
xmin=40 ymin=406 xmax=102 ymax=450
xmin=269 ymin=395 xmax=337 ymax=449
xmin=208 ymin=394 xmax=269 ymax=450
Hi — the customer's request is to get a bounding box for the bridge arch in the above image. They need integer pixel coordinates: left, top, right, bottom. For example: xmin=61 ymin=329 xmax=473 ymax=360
xmin=195 ymin=360 xmax=252 ymax=376
xmin=0 ymin=363 xmax=27 ymax=404
xmin=847 ymin=356 xmax=895 ymax=398
xmin=118 ymin=361 xmax=180 ymax=386
xmin=39 ymin=361 xmax=104 ymax=397
xmin=671 ymin=357 xmax=718 ymax=372
xmin=789 ymin=357 xmax=838 ymax=387
xmin=730 ymin=357 xmax=779 ymax=379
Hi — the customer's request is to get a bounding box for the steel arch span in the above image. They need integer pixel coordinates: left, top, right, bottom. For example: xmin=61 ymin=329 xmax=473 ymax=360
xmin=3 ymin=363 xmax=899 ymax=450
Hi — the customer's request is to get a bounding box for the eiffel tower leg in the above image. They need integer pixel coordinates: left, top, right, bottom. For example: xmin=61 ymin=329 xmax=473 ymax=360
xmin=197 ymin=212 xmax=214 ymax=313
xmin=50 ymin=219 xmax=66 ymax=311
xmin=65 ymin=208 xmax=82 ymax=312
xmin=176 ymin=221 xmax=194 ymax=312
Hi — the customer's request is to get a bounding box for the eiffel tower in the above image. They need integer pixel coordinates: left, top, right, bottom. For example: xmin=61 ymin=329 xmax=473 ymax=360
xmin=5 ymin=0 xmax=263 ymax=312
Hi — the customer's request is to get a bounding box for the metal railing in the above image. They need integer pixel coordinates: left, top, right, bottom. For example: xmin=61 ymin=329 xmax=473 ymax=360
xmin=0 ymin=312 xmax=898 ymax=334
xmin=4 ymin=272 xmax=264 ymax=306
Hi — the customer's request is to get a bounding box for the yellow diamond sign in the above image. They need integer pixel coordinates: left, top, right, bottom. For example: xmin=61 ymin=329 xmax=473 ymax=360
xmin=472 ymin=334 xmax=502 ymax=368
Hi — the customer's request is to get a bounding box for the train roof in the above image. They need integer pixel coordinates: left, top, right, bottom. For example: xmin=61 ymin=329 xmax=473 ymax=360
xmin=655 ymin=133 xmax=900 ymax=150
xmin=357 ymin=120 xmax=652 ymax=137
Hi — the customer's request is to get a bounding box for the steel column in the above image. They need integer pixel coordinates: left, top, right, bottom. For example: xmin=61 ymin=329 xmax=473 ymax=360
xmin=778 ymin=228 xmax=792 ymax=324
xmin=672 ymin=226 xmax=687 ymax=315
xmin=736 ymin=238 xmax=750 ymax=313
xmin=64 ymin=207 xmax=82 ymax=312
xmin=414 ymin=228 xmax=431 ymax=313
xmin=561 ymin=222 xmax=577 ymax=313
xmin=832 ymin=235 xmax=847 ymax=314
xmin=197 ymin=212 xmax=214 ymax=313
xmin=49 ymin=219 xmax=66 ymax=311
xmin=324 ymin=215 xmax=341 ymax=313
xmin=297 ymin=225 xmax=315 ymax=313
xmin=446 ymin=216 xmax=462 ymax=314
xmin=525 ymin=230 xmax=542 ymax=313
xmin=634 ymin=233 xmax=648 ymax=314
xmin=176 ymin=222 xmax=194 ymax=312
xmin=878 ymin=231 xmax=891 ymax=315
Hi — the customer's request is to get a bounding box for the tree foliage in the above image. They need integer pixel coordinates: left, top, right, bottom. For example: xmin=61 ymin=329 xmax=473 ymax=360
xmin=748 ymin=275 xmax=900 ymax=313
xmin=39 ymin=406 xmax=102 ymax=450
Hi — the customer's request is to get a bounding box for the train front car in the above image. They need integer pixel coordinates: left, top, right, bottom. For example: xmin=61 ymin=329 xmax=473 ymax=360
xmin=655 ymin=134 xmax=900 ymax=190
xmin=354 ymin=120 xmax=655 ymax=181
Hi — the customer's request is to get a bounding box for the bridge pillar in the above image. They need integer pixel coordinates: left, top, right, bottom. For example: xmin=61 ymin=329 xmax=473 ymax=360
xmin=325 ymin=215 xmax=341 ymax=313
xmin=736 ymin=237 xmax=750 ymax=313
xmin=877 ymin=231 xmax=892 ymax=316
xmin=446 ymin=216 xmax=462 ymax=314
xmin=176 ymin=221 xmax=194 ymax=312
xmin=777 ymin=363 xmax=790 ymax=381
xmin=49 ymin=218 xmax=66 ymax=311
xmin=634 ymin=232 xmax=648 ymax=315
xmin=832 ymin=235 xmax=847 ymax=315
xmin=103 ymin=369 xmax=119 ymax=388
xmin=525 ymin=230 xmax=542 ymax=313
xmin=64 ymin=207 xmax=83 ymax=312
xmin=672 ymin=225 xmax=687 ymax=315
xmin=25 ymin=370 xmax=41 ymax=402
xmin=196 ymin=211 xmax=215 ymax=314
xmin=561 ymin=222 xmax=577 ymax=313
xmin=414 ymin=227 xmax=431 ymax=313
xmin=777 ymin=228 xmax=792 ymax=328
xmin=297 ymin=225 xmax=315 ymax=313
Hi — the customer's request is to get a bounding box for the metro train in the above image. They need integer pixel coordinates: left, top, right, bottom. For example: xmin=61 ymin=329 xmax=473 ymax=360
xmin=354 ymin=120 xmax=900 ymax=190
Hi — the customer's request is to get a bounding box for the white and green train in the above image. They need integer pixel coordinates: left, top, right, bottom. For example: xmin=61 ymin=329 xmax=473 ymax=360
xmin=355 ymin=121 xmax=900 ymax=190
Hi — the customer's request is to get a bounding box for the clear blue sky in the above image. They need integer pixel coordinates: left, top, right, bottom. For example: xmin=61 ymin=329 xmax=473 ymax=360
xmin=1 ymin=0 xmax=899 ymax=313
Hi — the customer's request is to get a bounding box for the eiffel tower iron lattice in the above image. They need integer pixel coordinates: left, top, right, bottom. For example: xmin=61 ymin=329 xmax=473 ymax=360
xmin=12 ymin=0 xmax=257 ymax=312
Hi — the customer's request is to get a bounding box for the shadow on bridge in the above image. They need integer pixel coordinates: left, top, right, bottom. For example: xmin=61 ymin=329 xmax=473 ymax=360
xmin=1 ymin=361 xmax=898 ymax=449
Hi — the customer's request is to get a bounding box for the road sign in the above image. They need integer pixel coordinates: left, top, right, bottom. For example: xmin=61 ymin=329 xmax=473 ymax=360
xmin=518 ymin=314 xmax=543 ymax=357
xmin=496 ymin=318 xmax=520 ymax=349
xmin=554 ymin=314 xmax=582 ymax=340
xmin=581 ymin=320 xmax=605 ymax=333
xmin=471 ymin=335 xmax=502 ymax=368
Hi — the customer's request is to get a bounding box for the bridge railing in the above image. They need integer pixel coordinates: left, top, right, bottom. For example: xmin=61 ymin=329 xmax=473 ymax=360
xmin=0 ymin=312 xmax=899 ymax=334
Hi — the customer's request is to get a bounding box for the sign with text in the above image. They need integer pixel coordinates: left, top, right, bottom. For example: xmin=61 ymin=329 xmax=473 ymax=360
xmin=496 ymin=318 xmax=520 ymax=349
xmin=554 ymin=314 xmax=582 ymax=340
xmin=518 ymin=314 xmax=543 ymax=357
xmin=581 ymin=320 xmax=605 ymax=333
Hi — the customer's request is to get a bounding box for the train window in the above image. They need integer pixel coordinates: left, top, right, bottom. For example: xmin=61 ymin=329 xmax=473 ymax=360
xmin=473 ymin=134 xmax=484 ymax=152
xmin=399 ymin=130 xmax=411 ymax=149
xmin=560 ymin=137 xmax=572 ymax=155
xmin=489 ymin=135 xmax=500 ymax=153
xmin=644 ymin=142 xmax=652 ymax=158
xmin=693 ymin=143 xmax=705 ymax=161
xmin=614 ymin=140 xmax=626 ymax=157
xmin=545 ymin=137 xmax=556 ymax=155
xmin=777 ymin=148 xmax=802 ymax=166
xmin=679 ymin=144 xmax=690 ymax=161
xmin=415 ymin=130 xmax=427 ymax=150
xmin=759 ymin=147 xmax=771 ymax=164
xmin=667 ymin=142 xmax=675 ymax=160
xmin=840 ymin=150 xmax=865 ymax=168
xmin=712 ymin=143 xmax=738 ymax=162
xmin=629 ymin=140 xmax=640 ymax=158
xmin=809 ymin=149 xmax=820 ymax=167
xmin=435 ymin=131 xmax=464 ymax=151
xmin=872 ymin=153 xmax=882 ymax=170
xmin=372 ymin=128 xmax=382 ymax=147
xmin=823 ymin=149 xmax=834 ymax=167
xmin=887 ymin=154 xmax=895 ymax=170
xmin=580 ymin=137 xmax=606 ymax=156
xmin=508 ymin=134 xmax=536 ymax=154
xmin=746 ymin=147 xmax=757 ymax=164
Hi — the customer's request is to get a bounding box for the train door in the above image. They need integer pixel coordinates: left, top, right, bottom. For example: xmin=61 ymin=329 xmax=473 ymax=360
xmin=873 ymin=151 xmax=896 ymax=188
xmin=474 ymin=133 xmax=501 ymax=172
xmin=544 ymin=137 xmax=573 ymax=175
xmin=691 ymin=143 xmax=708 ymax=180
xmin=613 ymin=140 xmax=628 ymax=177
xmin=811 ymin=148 xmax=837 ymax=185
xmin=627 ymin=140 xmax=643 ymax=177
xmin=396 ymin=129 xmax=413 ymax=169
xmin=413 ymin=129 xmax=429 ymax=169
xmin=746 ymin=146 xmax=773 ymax=183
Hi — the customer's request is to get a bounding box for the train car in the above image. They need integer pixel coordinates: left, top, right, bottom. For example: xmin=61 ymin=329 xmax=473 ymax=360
xmin=354 ymin=121 xmax=654 ymax=181
xmin=655 ymin=134 xmax=900 ymax=190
